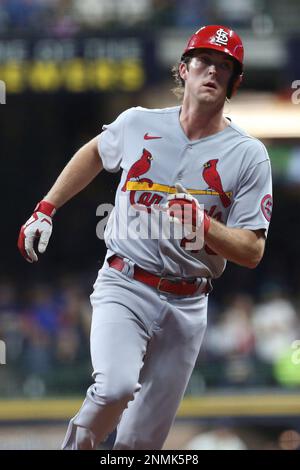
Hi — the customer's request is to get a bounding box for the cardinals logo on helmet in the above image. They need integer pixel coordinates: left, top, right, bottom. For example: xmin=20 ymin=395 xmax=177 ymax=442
xmin=203 ymin=159 xmax=231 ymax=208
xmin=213 ymin=28 xmax=229 ymax=46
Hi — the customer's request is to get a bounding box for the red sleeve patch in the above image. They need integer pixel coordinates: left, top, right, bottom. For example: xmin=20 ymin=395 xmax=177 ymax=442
xmin=261 ymin=194 xmax=272 ymax=221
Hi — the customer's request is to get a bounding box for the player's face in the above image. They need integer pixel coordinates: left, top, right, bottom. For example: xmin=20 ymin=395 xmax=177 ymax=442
xmin=180 ymin=49 xmax=235 ymax=106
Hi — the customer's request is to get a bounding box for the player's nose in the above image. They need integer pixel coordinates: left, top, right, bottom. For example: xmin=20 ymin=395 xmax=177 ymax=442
xmin=208 ymin=64 xmax=217 ymax=75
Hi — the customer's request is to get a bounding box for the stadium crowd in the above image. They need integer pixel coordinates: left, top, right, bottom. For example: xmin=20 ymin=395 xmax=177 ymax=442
xmin=0 ymin=0 xmax=258 ymax=35
xmin=1 ymin=278 xmax=299 ymax=397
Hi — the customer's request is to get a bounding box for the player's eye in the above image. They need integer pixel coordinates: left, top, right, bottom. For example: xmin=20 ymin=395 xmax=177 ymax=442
xmin=220 ymin=61 xmax=232 ymax=72
xmin=200 ymin=56 xmax=211 ymax=65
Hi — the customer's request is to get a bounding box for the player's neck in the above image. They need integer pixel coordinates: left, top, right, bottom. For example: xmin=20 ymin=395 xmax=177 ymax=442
xmin=179 ymin=101 xmax=228 ymax=141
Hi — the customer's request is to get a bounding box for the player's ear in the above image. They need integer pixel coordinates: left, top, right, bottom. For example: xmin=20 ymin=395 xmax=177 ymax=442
xmin=179 ymin=61 xmax=188 ymax=81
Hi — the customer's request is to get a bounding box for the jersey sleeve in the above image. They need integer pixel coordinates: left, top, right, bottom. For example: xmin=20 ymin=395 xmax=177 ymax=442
xmin=97 ymin=108 xmax=133 ymax=173
xmin=226 ymin=146 xmax=273 ymax=236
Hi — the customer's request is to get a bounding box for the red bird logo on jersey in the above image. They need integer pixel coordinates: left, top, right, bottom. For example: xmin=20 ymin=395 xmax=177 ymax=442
xmin=202 ymin=159 xmax=231 ymax=208
xmin=121 ymin=148 xmax=153 ymax=192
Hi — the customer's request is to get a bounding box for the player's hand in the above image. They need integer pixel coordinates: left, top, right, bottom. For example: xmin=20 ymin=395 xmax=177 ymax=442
xmin=166 ymin=183 xmax=210 ymax=235
xmin=17 ymin=200 xmax=56 ymax=263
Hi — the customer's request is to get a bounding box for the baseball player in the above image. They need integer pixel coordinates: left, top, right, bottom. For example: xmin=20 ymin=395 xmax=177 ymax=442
xmin=18 ymin=25 xmax=272 ymax=450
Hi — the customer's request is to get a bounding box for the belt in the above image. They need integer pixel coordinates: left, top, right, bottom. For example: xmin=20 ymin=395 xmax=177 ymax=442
xmin=107 ymin=255 xmax=211 ymax=296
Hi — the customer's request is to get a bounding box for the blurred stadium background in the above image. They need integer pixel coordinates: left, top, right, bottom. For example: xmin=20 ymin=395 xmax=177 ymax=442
xmin=1 ymin=0 xmax=300 ymax=450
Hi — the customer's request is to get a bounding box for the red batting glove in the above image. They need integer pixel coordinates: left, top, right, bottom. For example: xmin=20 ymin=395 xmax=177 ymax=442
xmin=167 ymin=183 xmax=210 ymax=236
xmin=18 ymin=200 xmax=56 ymax=263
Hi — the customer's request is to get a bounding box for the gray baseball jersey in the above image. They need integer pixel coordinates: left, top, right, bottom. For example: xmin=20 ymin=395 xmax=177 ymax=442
xmin=98 ymin=105 xmax=272 ymax=279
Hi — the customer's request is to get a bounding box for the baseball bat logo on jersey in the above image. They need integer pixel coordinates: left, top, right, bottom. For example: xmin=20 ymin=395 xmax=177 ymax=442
xmin=202 ymin=159 xmax=231 ymax=208
xmin=121 ymin=148 xmax=153 ymax=192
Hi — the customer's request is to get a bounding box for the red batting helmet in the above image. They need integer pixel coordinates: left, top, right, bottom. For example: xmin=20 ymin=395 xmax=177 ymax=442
xmin=182 ymin=25 xmax=244 ymax=97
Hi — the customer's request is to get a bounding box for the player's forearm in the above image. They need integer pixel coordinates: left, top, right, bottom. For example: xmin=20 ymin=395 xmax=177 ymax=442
xmin=205 ymin=218 xmax=265 ymax=268
xmin=43 ymin=137 xmax=103 ymax=209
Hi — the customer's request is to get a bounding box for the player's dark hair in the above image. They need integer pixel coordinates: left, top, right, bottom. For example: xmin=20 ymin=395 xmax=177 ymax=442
xmin=227 ymin=61 xmax=243 ymax=99
xmin=171 ymin=56 xmax=192 ymax=99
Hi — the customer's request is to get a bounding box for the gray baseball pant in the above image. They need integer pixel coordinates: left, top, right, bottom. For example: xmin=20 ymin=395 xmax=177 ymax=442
xmin=61 ymin=259 xmax=208 ymax=450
